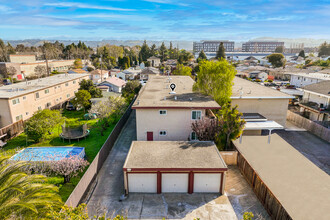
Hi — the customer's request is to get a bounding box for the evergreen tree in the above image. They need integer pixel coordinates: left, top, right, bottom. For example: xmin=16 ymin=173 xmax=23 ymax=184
xmin=139 ymin=40 xmax=150 ymax=62
xmin=318 ymin=42 xmax=330 ymax=56
xmin=298 ymin=50 xmax=305 ymax=58
xmin=159 ymin=42 xmax=168 ymax=62
xmin=215 ymin=42 xmax=226 ymax=59
xmin=197 ymin=50 xmax=207 ymax=63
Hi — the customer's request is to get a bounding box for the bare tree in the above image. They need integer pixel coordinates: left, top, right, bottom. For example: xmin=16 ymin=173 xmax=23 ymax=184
xmin=6 ymin=66 xmax=17 ymax=79
xmin=191 ymin=117 xmax=222 ymax=141
xmin=34 ymin=65 xmax=47 ymax=78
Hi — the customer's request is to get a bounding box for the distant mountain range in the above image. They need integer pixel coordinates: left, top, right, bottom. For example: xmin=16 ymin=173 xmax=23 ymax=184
xmin=4 ymin=37 xmax=330 ymax=50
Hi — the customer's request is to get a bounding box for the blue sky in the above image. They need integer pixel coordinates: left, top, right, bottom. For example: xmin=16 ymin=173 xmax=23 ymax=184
xmin=0 ymin=0 xmax=329 ymax=41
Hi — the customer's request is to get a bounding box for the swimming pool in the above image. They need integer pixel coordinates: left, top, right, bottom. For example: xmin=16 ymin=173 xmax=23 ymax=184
xmin=11 ymin=147 xmax=85 ymax=161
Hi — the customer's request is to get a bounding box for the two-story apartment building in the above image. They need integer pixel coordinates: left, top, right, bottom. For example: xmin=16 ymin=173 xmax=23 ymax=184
xmin=289 ymin=72 xmax=330 ymax=87
xmin=132 ymin=75 xmax=221 ymax=141
xmin=299 ymin=81 xmax=330 ymax=122
xmin=231 ymin=77 xmax=293 ymax=127
xmin=0 ymin=74 xmax=89 ymax=128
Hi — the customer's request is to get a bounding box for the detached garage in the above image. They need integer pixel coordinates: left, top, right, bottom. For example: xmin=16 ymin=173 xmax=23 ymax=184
xmin=123 ymin=141 xmax=228 ymax=194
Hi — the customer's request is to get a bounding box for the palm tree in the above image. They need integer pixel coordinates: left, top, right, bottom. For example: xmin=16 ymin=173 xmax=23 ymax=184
xmin=0 ymin=156 xmax=62 ymax=219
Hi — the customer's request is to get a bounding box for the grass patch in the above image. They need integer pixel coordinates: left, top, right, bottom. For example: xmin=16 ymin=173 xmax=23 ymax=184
xmin=3 ymin=109 xmax=116 ymax=201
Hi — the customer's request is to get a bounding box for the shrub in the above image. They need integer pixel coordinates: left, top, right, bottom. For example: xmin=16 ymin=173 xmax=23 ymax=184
xmin=24 ymin=109 xmax=63 ymax=143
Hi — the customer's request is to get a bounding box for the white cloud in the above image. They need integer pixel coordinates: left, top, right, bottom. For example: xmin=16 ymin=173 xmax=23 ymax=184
xmin=44 ymin=2 xmax=135 ymax=11
xmin=143 ymin=0 xmax=189 ymax=7
xmin=75 ymin=13 xmax=151 ymax=21
xmin=0 ymin=5 xmax=16 ymax=14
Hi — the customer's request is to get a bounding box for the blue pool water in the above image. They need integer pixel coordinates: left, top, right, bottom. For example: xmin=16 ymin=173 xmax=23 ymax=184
xmin=11 ymin=147 xmax=85 ymax=161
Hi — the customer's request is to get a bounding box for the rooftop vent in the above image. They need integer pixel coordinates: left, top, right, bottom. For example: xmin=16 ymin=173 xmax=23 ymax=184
xmin=189 ymin=97 xmax=193 ymax=101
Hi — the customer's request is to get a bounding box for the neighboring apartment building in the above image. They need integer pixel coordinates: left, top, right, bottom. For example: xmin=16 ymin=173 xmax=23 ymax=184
xmin=299 ymin=81 xmax=330 ymax=122
xmin=231 ymin=77 xmax=293 ymax=127
xmin=289 ymin=72 xmax=330 ymax=87
xmin=242 ymin=41 xmax=284 ymax=52
xmin=193 ymin=40 xmax=235 ymax=52
xmin=147 ymin=56 xmax=161 ymax=67
xmin=0 ymin=54 xmax=75 ymax=78
xmin=132 ymin=75 xmax=221 ymax=141
xmin=0 ymin=74 xmax=89 ymax=128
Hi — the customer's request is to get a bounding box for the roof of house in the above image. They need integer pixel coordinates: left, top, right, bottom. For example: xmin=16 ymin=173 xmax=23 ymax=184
xmin=123 ymin=141 xmax=227 ymax=170
xmin=132 ymin=75 xmax=221 ymax=109
xmin=288 ymin=72 xmax=330 ymax=80
xmin=68 ymin=69 xmax=87 ymax=74
xmin=234 ymin=134 xmax=330 ymax=220
xmin=302 ymin=81 xmax=330 ymax=97
xmin=0 ymin=74 xmax=89 ymax=99
xmin=90 ymin=69 xmax=109 ymax=75
xmin=141 ymin=67 xmax=160 ymax=75
xmin=147 ymin=56 xmax=160 ymax=60
xmin=245 ymin=56 xmax=258 ymax=61
xmin=100 ymin=77 xmax=126 ymax=87
xmin=231 ymin=77 xmax=293 ymax=99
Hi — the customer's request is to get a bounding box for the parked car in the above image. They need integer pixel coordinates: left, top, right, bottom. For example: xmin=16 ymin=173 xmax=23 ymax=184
xmin=65 ymin=101 xmax=76 ymax=111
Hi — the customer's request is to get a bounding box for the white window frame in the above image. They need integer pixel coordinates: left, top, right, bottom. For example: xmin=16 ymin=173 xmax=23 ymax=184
xmin=191 ymin=110 xmax=202 ymax=120
xmin=38 ymin=106 xmax=42 ymax=110
xmin=65 ymin=82 xmax=69 ymax=86
xmin=23 ymin=96 xmax=26 ymax=100
xmin=44 ymin=89 xmax=49 ymax=94
xmin=159 ymin=110 xmax=167 ymax=115
xmin=35 ymin=92 xmax=40 ymax=99
xmin=66 ymin=93 xmax=70 ymax=98
xmin=159 ymin=130 xmax=167 ymax=136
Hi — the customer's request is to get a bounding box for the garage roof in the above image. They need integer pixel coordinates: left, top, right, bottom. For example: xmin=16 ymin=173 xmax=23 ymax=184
xmin=124 ymin=141 xmax=227 ymax=170
xmin=234 ymin=134 xmax=330 ymax=220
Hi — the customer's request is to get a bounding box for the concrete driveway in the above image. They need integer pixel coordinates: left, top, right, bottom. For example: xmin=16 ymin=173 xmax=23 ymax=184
xmin=275 ymin=130 xmax=330 ymax=175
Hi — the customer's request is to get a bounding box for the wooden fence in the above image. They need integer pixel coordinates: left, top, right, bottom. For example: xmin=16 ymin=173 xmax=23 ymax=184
xmin=65 ymin=100 xmax=135 ymax=207
xmin=237 ymin=151 xmax=292 ymax=220
xmin=0 ymin=120 xmax=24 ymax=140
xmin=219 ymin=151 xmax=238 ymax=165
xmin=287 ymin=110 xmax=330 ymax=142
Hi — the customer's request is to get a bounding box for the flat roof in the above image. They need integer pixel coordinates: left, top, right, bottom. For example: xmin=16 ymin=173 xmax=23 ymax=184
xmin=244 ymin=121 xmax=283 ymax=130
xmin=288 ymin=72 xmax=330 ymax=80
xmin=232 ymin=77 xmax=293 ymax=99
xmin=234 ymin=134 xmax=330 ymax=220
xmin=124 ymin=141 xmax=227 ymax=170
xmin=0 ymin=74 xmax=89 ymax=99
xmin=132 ymin=75 xmax=221 ymax=109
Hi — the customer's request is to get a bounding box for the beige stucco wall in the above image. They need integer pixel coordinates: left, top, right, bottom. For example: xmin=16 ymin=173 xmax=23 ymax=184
xmin=0 ymin=75 xmax=89 ymax=128
xmin=0 ymin=99 xmax=13 ymax=127
xmin=10 ymin=55 xmax=36 ymax=63
xmin=20 ymin=60 xmax=75 ymax=76
xmin=136 ymin=108 xmax=206 ymax=141
xmin=231 ymin=98 xmax=289 ymax=126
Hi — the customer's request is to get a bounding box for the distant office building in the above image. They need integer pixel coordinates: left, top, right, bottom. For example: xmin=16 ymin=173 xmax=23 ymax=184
xmin=242 ymin=41 xmax=284 ymax=52
xmin=193 ymin=41 xmax=235 ymax=53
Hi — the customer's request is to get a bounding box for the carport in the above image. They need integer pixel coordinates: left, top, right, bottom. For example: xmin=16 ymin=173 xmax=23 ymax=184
xmin=123 ymin=141 xmax=228 ymax=195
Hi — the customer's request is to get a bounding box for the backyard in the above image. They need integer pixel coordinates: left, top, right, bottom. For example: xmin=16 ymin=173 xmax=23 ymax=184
xmin=2 ymin=109 xmax=116 ymax=201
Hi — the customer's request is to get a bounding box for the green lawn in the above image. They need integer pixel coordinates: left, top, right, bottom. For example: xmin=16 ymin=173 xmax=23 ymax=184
xmin=3 ymin=110 xmax=116 ymax=201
